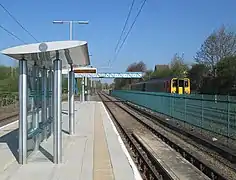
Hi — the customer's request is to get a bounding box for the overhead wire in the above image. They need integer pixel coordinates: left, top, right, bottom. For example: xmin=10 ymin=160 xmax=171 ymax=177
xmin=108 ymin=0 xmax=136 ymax=67
xmin=110 ymin=0 xmax=147 ymax=66
xmin=0 ymin=24 xmax=26 ymax=44
xmin=114 ymin=0 xmax=136 ymax=53
xmin=0 ymin=3 xmax=38 ymax=42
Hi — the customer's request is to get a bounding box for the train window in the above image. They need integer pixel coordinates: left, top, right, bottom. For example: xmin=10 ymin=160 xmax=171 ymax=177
xmin=167 ymin=81 xmax=169 ymax=87
xmin=172 ymin=80 xmax=177 ymax=87
xmin=164 ymin=82 xmax=165 ymax=88
xmin=184 ymin=80 xmax=188 ymax=87
xmin=179 ymin=80 xmax=184 ymax=87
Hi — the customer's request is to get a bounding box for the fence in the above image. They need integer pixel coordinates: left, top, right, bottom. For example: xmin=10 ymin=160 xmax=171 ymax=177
xmin=111 ymin=90 xmax=236 ymax=140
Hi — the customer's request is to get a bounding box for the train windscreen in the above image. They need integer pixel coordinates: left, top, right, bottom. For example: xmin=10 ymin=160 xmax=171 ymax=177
xmin=184 ymin=80 xmax=189 ymax=87
xmin=178 ymin=79 xmax=184 ymax=87
xmin=173 ymin=80 xmax=177 ymax=87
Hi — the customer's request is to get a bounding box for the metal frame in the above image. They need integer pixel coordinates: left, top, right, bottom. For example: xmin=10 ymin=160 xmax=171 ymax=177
xmin=73 ymin=72 xmax=144 ymax=78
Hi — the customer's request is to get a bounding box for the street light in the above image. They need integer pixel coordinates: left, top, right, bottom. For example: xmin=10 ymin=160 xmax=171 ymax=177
xmin=52 ymin=19 xmax=89 ymax=135
xmin=52 ymin=20 xmax=89 ymax=40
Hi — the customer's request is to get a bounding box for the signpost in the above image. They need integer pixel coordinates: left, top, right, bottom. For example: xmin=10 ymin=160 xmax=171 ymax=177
xmin=73 ymin=67 xmax=97 ymax=101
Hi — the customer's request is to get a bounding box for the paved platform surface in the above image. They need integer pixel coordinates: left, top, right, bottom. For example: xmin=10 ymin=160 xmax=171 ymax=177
xmin=0 ymin=101 xmax=141 ymax=180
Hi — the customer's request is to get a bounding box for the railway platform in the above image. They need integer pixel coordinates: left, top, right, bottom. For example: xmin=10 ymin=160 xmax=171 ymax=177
xmin=0 ymin=101 xmax=141 ymax=180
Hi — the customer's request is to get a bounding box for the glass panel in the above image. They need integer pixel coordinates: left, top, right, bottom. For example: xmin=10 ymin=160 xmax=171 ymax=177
xmin=172 ymin=80 xmax=177 ymax=87
xmin=179 ymin=80 xmax=184 ymax=87
xmin=184 ymin=80 xmax=189 ymax=87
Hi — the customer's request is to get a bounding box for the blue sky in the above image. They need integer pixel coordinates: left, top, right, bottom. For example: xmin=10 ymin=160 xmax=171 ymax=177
xmin=0 ymin=0 xmax=236 ymax=74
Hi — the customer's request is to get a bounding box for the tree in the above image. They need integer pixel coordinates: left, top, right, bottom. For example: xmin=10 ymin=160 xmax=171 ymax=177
xmin=188 ymin=64 xmax=209 ymax=92
xmin=126 ymin=61 xmax=147 ymax=72
xmin=114 ymin=78 xmax=127 ymax=90
xmin=114 ymin=61 xmax=147 ymax=90
xmin=216 ymin=56 xmax=236 ymax=94
xmin=151 ymin=66 xmax=172 ymax=78
xmin=143 ymin=70 xmax=153 ymax=80
xmin=170 ymin=53 xmax=189 ymax=77
xmin=195 ymin=25 xmax=236 ymax=77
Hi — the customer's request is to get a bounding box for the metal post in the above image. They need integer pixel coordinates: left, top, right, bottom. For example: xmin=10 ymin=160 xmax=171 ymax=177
xmin=33 ymin=64 xmax=40 ymax=151
xmin=85 ymin=77 xmax=88 ymax=101
xmin=53 ymin=59 xmax=62 ymax=164
xmin=42 ymin=67 xmax=48 ymax=139
xmin=67 ymin=21 xmax=73 ymax=100
xmin=69 ymin=65 xmax=75 ymax=135
xmin=90 ymin=77 xmax=93 ymax=95
xmin=74 ymin=78 xmax=78 ymax=95
xmin=81 ymin=77 xmax=85 ymax=102
xmin=69 ymin=21 xmax=73 ymax=40
xmin=227 ymin=95 xmax=230 ymax=139
xmin=19 ymin=59 xmax=28 ymax=164
xmin=48 ymin=67 xmax=53 ymax=135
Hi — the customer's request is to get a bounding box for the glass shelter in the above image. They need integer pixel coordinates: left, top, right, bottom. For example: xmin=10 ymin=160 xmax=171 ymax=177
xmin=1 ymin=40 xmax=90 ymax=164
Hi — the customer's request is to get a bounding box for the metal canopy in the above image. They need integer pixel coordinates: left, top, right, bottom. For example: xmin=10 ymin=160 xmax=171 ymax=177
xmin=0 ymin=40 xmax=91 ymax=165
xmin=64 ymin=72 xmax=144 ymax=78
xmin=1 ymin=40 xmax=90 ymax=68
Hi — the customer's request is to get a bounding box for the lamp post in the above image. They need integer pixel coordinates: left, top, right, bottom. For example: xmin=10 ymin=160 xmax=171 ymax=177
xmin=52 ymin=20 xmax=89 ymax=135
xmin=52 ymin=20 xmax=89 ymax=40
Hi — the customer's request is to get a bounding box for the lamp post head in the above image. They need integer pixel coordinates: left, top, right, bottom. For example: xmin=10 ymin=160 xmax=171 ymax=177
xmin=76 ymin=21 xmax=89 ymax=24
xmin=53 ymin=21 xmax=64 ymax=24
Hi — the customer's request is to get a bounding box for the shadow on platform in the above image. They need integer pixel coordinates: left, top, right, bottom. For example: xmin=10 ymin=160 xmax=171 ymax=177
xmin=0 ymin=129 xmax=19 ymax=163
xmin=39 ymin=146 xmax=53 ymax=162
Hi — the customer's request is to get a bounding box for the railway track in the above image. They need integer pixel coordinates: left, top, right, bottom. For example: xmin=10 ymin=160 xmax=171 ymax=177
xmin=99 ymin=92 xmax=210 ymax=180
xmin=0 ymin=112 xmax=19 ymax=128
xmin=99 ymin=92 xmax=236 ymax=180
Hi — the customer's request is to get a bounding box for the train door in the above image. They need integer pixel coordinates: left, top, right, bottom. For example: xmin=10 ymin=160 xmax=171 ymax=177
xmin=184 ymin=78 xmax=190 ymax=94
xmin=178 ymin=79 xmax=184 ymax=94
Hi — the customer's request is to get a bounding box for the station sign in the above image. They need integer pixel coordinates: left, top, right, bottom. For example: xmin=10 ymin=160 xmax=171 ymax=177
xmin=74 ymin=67 xmax=97 ymax=74
xmin=62 ymin=67 xmax=97 ymax=74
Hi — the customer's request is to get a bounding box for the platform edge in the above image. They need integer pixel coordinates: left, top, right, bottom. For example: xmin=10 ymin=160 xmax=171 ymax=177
xmin=100 ymin=102 xmax=143 ymax=180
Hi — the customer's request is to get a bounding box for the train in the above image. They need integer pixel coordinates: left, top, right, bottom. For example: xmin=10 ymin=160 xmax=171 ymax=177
xmin=130 ymin=77 xmax=191 ymax=94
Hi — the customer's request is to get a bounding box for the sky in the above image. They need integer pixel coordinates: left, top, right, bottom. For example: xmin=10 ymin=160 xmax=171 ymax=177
xmin=0 ymin=0 xmax=236 ymax=82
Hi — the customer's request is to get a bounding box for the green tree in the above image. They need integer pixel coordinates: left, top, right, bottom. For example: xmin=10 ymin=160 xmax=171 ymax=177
xmin=143 ymin=70 xmax=153 ymax=80
xmin=114 ymin=61 xmax=147 ymax=89
xmin=216 ymin=56 xmax=236 ymax=94
xmin=188 ymin=64 xmax=209 ymax=92
xmin=195 ymin=25 xmax=236 ymax=77
xmin=0 ymin=66 xmax=18 ymax=92
xmin=151 ymin=66 xmax=172 ymax=78
xmin=170 ymin=53 xmax=189 ymax=77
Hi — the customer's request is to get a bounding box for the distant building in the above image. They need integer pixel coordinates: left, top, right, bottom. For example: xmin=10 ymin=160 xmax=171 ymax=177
xmin=154 ymin=64 xmax=169 ymax=71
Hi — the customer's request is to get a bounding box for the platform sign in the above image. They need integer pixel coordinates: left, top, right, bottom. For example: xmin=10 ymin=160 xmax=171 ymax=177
xmin=74 ymin=67 xmax=97 ymax=74
xmin=62 ymin=67 xmax=97 ymax=75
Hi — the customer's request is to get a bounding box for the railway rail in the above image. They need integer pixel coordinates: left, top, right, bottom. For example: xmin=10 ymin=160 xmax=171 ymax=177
xmin=99 ymin=91 xmax=236 ymax=180
xmin=99 ymin=92 xmax=174 ymax=179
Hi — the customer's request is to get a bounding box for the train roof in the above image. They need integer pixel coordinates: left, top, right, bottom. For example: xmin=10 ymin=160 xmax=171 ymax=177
xmin=131 ymin=77 xmax=189 ymax=85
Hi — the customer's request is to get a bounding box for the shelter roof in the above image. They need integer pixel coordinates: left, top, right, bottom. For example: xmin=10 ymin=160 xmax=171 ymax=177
xmin=1 ymin=40 xmax=90 ymax=68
